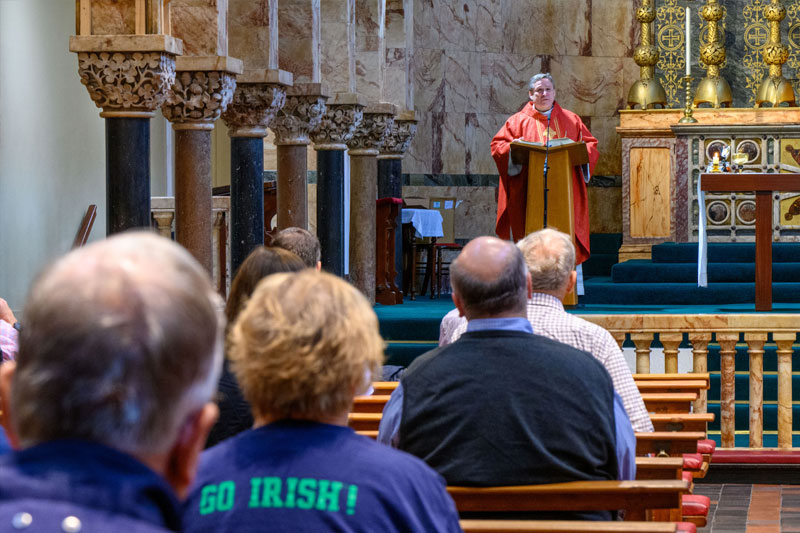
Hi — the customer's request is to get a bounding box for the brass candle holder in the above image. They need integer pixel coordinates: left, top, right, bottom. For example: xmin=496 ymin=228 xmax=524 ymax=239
xmin=679 ymin=76 xmax=698 ymax=123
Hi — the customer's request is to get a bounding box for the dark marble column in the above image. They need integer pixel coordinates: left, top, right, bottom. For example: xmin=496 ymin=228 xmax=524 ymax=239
xmin=163 ymin=56 xmax=241 ymax=273
xmin=270 ymin=83 xmax=329 ymax=230
xmin=105 ymin=118 xmax=151 ymax=233
xmin=70 ymin=35 xmax=180 ymax=235
xmin=346 ymin=102 xmax=397 ymax=303
xmin=377 ymin=112 xmax=418 ymax=296
xmin=311 ymin=92 xmax=365 ymax=277
xmin=221 ymin=71 xmax=291 ymax=275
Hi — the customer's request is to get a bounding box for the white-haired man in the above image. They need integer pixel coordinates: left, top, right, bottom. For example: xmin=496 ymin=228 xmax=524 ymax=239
xmin=446 ymin=228 xmax=653 ymax=434
xmin=0 ymin=232 xmax=224 ymax=531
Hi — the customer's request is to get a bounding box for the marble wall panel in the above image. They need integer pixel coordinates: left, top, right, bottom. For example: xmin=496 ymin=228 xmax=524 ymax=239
xmin=413 ymin=0 xmax=440 ymax=50
xmin=475 ymin=0 xmax=503 ymax=53
xmin=480 ymin=53 xmax=543 ymax=115
xmin=439 ymin=112 xmax=467 ymax=175
xmin=588 ymin=186 xmax=623 ymax=234
xmin=444 ymin=51 xmax=480 ymax=113
xmin=592 ymin=116 xmax=622 ymax=177
xmin=403 ymin=110 xmax=432 ymax=174
xmin=171 ymin=3 xmax=227 ymax=55
xmin=321 ymin=0 xmax=347 ymax=22
xmin=501 ymin=0 xmax=590 ymax=57
xmin=385 ymin=48 xmax=407 ymax=107
xmin=355 ymin=51 xmax=381 ymax=102
xmin=413 ymin=48 xmax=445 ymax=112
xmin=434 ymin=0 xmax=477 ymax=51
xmin=279 ymin=0 xmax=313 ymax=38
xmin=228 ymin=0 xmax=270 ymax=68
xmin=551 ymin=56 xmax=624 ymax=117
xmin=91 ymin=0 xmax=135 ymax=35
xmin=280 ymin=38 xmax=314 ymax=82
xmin=321 ymin=21 xmax=350 ymax=92
xmin=356 ymin=0 xmax=379 ymax=52
xmin=592 ymin=0 xmax=638 ymax=58
xmin=386 ymin=0 xmax=406 ymax=49
xmin=465 ymin=113 xmax=507 ymax=175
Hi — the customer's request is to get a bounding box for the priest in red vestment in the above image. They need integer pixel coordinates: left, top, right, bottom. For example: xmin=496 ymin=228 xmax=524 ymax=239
xmin=490 ymin=73 xmax=599 ymax=265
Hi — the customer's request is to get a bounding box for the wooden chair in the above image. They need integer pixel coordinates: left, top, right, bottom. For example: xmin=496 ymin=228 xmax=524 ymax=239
xmin=459 ymin=520 xmax=680 ymax=533
xmin=434 ymin=242 xmax=463 ymax=298
xmin=447 ymin=480 xmax=689 ymax=522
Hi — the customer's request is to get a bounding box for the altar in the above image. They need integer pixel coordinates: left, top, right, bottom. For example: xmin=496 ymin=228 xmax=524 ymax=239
xmin=618 ymin=108 xmax=800 ymax=262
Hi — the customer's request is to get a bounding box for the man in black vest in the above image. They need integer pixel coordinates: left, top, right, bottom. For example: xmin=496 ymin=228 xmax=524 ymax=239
xmin=378 ymin=236 xmax=634 ymax=518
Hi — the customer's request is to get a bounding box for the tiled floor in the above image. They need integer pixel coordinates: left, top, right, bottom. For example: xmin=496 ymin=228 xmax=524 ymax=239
xmin=695 ymin=484 xmax=800 ymax=532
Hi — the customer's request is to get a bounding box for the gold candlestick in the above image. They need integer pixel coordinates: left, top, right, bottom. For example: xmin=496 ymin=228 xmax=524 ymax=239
xmin=679 ymin=76 xmax=698 ymax=123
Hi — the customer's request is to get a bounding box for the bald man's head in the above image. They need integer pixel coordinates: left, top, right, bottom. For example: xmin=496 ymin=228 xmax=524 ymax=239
xmin=449 ymin=236 xmax=529 ymax=319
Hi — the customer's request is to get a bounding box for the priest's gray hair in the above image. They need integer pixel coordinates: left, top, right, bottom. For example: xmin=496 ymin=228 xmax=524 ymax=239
xmin=517 ymin=228 xmax=575 ymax=292
xmin=529 ymin=73 xmax=555 ymax=91
xmin=12 ymin=232 xmax=224 ymax=456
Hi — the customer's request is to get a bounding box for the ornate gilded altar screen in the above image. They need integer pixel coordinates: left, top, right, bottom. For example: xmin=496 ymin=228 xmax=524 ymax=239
xmin=510 ymin=140 xmax=589 ymax=306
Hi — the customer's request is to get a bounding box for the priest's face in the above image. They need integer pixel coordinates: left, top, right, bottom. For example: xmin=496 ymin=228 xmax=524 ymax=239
xmin=529 ymin=78 xmax=556 ymax=112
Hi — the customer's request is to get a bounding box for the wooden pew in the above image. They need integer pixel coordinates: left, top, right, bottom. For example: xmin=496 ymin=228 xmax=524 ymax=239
xmin=649 ymin=413 xmax=714 ymax=433
xmin=351 ymin=395 xmax=391 ymax=413
xmin=635 ymin=380 xmax=708 ymax=394
xmin=348 ymin=412 xmax=382 ymax=432
xmin=459 ymin=520 xmax=679 ymax=532
xmin=635 ymin=457 xmax=684 ymax=482
xmin=447 ymin=480 xmax=689 ymax=522
xmin=635 ymin=432 xmax=704 ymax=457
xmin=641 ymin=393 xmax=697 ymax=414
xmin=372 ymin=381 xmax=399 ymax=395
xmin=633 ymin=373 xmax=709 ymax=387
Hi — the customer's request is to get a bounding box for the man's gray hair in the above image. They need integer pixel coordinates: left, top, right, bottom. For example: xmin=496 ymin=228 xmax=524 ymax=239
xmin=517 ymin=228 xmax=575 ymax=291
xmin=529 ymin=73 xmax=555 ymax=91
xmin=450 ymin=244 xmax=528 ymax=316
xmin=273 ymin=227 xmax=321 ymax=268
xmin=12 ymin=232 xmax=224 ymax=456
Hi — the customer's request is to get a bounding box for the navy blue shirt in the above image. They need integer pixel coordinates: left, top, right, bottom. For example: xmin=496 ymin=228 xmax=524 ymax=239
xmin=0 ymin=440 xmax=182 ymax=532
xmin=183 ymin=420 xmax=461 ymax=533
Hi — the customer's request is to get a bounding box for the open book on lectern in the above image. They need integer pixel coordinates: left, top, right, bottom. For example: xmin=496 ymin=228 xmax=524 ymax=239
xmin=510 ymin=138 xmax=592 ymax=183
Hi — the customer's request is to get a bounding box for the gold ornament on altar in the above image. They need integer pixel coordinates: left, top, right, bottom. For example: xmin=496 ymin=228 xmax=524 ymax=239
xmin=655 ymin=0 xmax=688 ymax=107
xmin=756 ymin=0 xmax=796 ymax=107
xmin=695 ymin=0 xmax=732 ymax=107
xmin=627 ymin=0 xmax=667 ymax=109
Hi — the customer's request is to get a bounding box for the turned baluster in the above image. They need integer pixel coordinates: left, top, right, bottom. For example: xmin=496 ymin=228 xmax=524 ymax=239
xmin=774 ymin=333 xmax=795 ymax=448
xmin=744 ymin=333 xmax=767 ymax=448
xmin=717 ymin=332 xmax=739 ymax=448
xmin=688 ymin=332 xmax=712 ymax=413
xmin=631 ymin=332 xmax=655 ymax=374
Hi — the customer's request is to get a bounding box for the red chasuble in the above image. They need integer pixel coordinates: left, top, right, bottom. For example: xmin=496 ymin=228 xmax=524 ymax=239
xmin=491 ymin=102 xmax=599 ymax=265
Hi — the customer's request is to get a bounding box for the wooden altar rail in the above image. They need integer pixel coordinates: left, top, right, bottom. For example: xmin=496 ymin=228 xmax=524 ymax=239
xmin=151 ymin=196 xmax=230 ymax=297
xmin=577 ymin=314 xmax=800 ymax=449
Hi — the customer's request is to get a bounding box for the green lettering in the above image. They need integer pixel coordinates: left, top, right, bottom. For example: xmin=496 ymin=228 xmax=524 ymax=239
xmin=260 ymin=477 xmax=284 ymax=508
xmin=315 ymin=479 xmax=343 ymax=512
xmin=346 ymin=485 xmax=358 ymax=515
xmin=199 ymin=485 xmax=217 ymax=515
xmin=217 ymin=481 xmax=235 ymax=512
xmin=284 ymin=477 xmax=299 ymax=509
xmin=248 ymin=478 xmax=262 ymax=508
xmin=296 ymin=478 xmax=317 ymax=509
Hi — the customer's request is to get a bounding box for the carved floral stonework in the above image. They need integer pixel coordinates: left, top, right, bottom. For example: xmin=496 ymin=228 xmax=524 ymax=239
xmin=379 ymin=119 xmax=418 ymax=157
xmin=222 ymin=83 xmax=287 ymax=137
xmin=162 ymin=70 xmax=237 ymax=124
xmin=310 ymin=104 xmax=365 ymax=149
xmin=347 ymin=112 xmax=395 ymax=155
xmin=271 ymin=95 xmax=327 ymax=145
xmin=77 ymin=51 xmax=177 ymax=115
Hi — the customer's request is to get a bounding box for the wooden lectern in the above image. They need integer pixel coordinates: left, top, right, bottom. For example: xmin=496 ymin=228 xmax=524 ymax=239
xmin=511 ymin=140 xmax=589 ymax=306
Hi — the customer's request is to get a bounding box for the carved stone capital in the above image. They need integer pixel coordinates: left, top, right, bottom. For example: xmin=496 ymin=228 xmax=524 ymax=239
xmin=378 ymin=118 xmax=418 ymax=159
xmin=311 ymin=103 xmax=365 ymax=150
xmin=271 ymin=92 xmax=329 ymax=145
xmin=77 ymin=51 xmax=177 ymax=118
xmin=222 ymin=83 xmax=287 ymax=137
xmin=347 ymin=103 xmax=397 ymax=156
xmin=163 ymin=69 xmax=238 ymax=129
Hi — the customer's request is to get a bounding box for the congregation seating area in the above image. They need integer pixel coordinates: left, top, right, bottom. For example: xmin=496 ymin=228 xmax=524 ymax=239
xmin=349 ymin=374 xmax=716 ymax=531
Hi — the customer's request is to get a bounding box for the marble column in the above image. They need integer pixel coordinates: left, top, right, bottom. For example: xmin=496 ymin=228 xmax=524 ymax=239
xmin=311 ymin=92 xmax=365 ymax=277
xmin=163 ymin=56 xmax=242 ymax=273
xmin=270 ymin=83 xmax=329 ymax=230
xmin=221 ymin=69 xmax=292 ymax=275
xmin=69 ymin=35 xmax=181 ymax=234
xmin=346 ymin=103 xmax=397 ymax=302
xmin=377 ymin=110 xmax=417 ymax=289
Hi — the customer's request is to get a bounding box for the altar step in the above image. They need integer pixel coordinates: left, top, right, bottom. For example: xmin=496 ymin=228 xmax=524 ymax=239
xmin=584 ymin=241 xmax=800 ymax=305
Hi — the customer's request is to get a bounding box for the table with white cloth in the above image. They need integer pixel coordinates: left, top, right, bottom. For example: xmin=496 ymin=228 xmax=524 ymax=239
xmin=401 ymin=209 xmax=444 ymax=299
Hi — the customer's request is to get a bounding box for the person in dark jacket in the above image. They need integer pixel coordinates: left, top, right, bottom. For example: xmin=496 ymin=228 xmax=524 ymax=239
xmin=0 ymin=232 xmax=224 ymax=532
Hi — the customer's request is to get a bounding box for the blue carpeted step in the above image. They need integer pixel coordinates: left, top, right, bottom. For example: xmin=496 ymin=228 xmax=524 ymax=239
xmin=651 ymin=242 xmax=800 ymax=264
xmin=385 ymin=342 xmax=438 ymax=367
xmin=590 ymin=233 xmax=622 ymax=253
xmin=583 ymin=253 xmax=618 ymax=278
xmin=612 ymin=261 xmax=800 ymax=283
xmin=583 ymin=279 xmax=800 ymax=305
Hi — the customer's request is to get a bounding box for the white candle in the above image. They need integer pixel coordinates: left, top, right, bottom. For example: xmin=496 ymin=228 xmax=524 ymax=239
xmin=685 ymin=7 xmax=691 ymax=76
